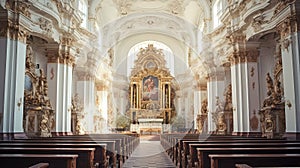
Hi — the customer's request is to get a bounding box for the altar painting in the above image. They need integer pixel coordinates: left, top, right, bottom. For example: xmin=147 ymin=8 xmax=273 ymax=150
xmin=142 ymin=75 xmax=159 ymax=101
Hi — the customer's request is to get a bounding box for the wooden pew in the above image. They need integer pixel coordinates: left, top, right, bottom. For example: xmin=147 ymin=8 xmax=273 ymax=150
xmin=209 ymin=154 xmax=300 ymax=168
xmin=235 ymin=164 xmax=296 ymax=168
xmin=162 ymin=133 xmax=269 ymax=165
xmin=50 ymin=133 xmax=139 ymax=163
xmin=177 ymin=138 xmax=285 ymax=167
xmin=0 ymin=147 xmax=95 ymax=168
xmin=9 ymin=139 xmax=117 ymax=168
xmin=0 ymin=142 xmax=107 ymax=168
xmin=43 ymin=136 xmax=124 ymax=167
xmin=28 ymin=163 xmax=49 ymax=168
xmin=0 ymin=154 xmax=77 ymax=168
xmin=9 ymin=133 xmax=139 ymax=168
xmin=187 ymin=141 xmax=300 ymax=168
xmin=196 ymin=147 xmax=300 ymax=168
xmin=235 ymin=164 xmax=252 ymax=168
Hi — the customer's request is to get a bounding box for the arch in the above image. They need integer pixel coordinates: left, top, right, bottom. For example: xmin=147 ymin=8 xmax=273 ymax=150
xmin=127 ymin=40 xmax=175 ymax=77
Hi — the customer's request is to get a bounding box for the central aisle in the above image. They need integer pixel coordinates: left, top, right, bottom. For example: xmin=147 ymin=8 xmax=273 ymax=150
xmin=123 ymin=135 xmax=176 ymax=168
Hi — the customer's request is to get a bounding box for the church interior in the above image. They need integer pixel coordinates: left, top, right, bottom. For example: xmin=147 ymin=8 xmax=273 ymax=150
xmin=1 ymin=0 xmax=300 ymax=167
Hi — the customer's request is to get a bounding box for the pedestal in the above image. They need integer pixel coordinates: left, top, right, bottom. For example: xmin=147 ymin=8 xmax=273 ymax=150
xmin=259 ymin=103 xmax=285 ymax=139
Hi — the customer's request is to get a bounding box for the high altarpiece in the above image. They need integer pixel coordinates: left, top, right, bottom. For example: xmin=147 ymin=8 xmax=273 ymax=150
xmin=128 ymin=44 xmax=176 ymax=134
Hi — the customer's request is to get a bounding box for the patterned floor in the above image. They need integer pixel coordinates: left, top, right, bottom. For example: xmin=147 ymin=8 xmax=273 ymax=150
xmin=123 ymin=136 xmax=175 ymax=168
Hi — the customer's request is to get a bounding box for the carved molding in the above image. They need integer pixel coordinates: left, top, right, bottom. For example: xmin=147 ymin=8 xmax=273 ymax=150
xmin=6 ymin=0 xmax=31 ymax=18
xmin=38 ymin=17 xmax=53 ymax=36
xmin=252 ymin=13 xmax=268 ymax=32
xmin=245 ymin=49 xmax=259 ymax=62
xmin=0 ymin=20 xmax=28 ymax=43
xmin=77 ymin=71 xmax=96 ymax=81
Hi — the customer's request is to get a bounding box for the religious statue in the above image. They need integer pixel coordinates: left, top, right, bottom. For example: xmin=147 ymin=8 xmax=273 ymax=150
xmin=260 ymin=72 xmax=285 ymax=138
xmin=201 ymin=99 xmax=208 ymax=114
xmin=224 ymin=84 xmax=233 ymax=111
xmin=23 ymin=44 xmax=54 ymax=138
xmin=263 ymin=73 xmax=274 ymax=107
xmin=197 ymin=99 xmax=208 ymax=133
xmin=71 ymin=93 xmax=85 ymax=135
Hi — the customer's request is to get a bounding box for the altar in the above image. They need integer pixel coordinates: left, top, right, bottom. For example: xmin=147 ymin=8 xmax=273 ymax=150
xmin=130 ymin=118 xmax=164 ymax=134
xmin=127 ymin=44 xmax=176 ymax=134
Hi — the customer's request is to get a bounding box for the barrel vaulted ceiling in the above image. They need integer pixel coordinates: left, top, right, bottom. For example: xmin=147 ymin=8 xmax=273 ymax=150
xmin=89 ymin=0 xmax=211 ymax=76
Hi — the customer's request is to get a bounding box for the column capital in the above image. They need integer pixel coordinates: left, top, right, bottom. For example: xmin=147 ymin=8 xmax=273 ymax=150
xmin=228 ymin=50 xmax=246 ymax=65
xmin=245 ymin=49 xmax=259 ymax=63
xmin=194 ymin=81 xmax=207 ymax=91
xmin=226 ymin=32 xmax=247 ymax=65
xmin=46 ymin=37 xmax=77 ymax=66
xmin=276 ymin=15 xmax=298 ymax=39
xmin=0 ymin=20 xmax=28 ymax=43
xmin=5 ymin=1 xmax=31 ymax=17
xmin=207 ymin=68 xmax=225 ymax=82
xmin=76 ymin=71 xmax=96 ymax=81
xmin=96 ymin=82 xmax=109 ymax=91
xmin=228 ymin=47 xmax=259 ymax=65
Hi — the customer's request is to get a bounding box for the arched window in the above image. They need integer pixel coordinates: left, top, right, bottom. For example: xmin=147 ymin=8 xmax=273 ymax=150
xmin=78 ymin=0 xmax=88 ymax=28
xmin=127 ymin=41 xmax=175 ymax=77
xmin=213 ymin=0 xmax=223 ymax=28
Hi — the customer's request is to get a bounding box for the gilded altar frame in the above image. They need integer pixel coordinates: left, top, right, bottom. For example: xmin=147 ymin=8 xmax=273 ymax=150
xmin=128 ymin=44 xmax=176 ymax=124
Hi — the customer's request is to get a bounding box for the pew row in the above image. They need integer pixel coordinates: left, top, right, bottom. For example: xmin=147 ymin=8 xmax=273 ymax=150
xmin=0 ymin=143 xmax=107 ymax=168
xmin=0 ymin=154 xmax=77 ymax=168
xmin=210 ymin=154 xmax=300 ymax=168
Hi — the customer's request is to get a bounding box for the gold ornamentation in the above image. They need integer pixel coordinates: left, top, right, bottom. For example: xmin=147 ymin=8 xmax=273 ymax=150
xmin=197 ymin=99 xmax=208 ymax=133
xmin=96 ymin=83 xmax=109 ymax=91
xmin=6 ymin=1 xmax=31 ymax=17
xmin=71 ymin=93 xmax=85 ymax=135
xmin=128 ymin=44 xmax=176 ymax=126
xmin=259 ymin=70 xmax=285 ymax=138
xmin=286 ymin=100 xmax=292 ymax=109
xmin=23 ymin=45 xmax=54 ymax=137
xmin=250 ymin=110 xmax=259 ymax=131
xmin=246 ymin=50 xmax=259 ymax=62
xmin=224 ymin=84 xmax=233 ymax=111
xmin=250 ymin=67 xmax=255 ymax=77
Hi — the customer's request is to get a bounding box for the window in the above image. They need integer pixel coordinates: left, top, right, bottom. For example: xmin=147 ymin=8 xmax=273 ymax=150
xmin=78 ymin=0 xmax=88 ymax=28
xmin=127 ymin=41 xmax=175 ymax=77
xmin=213 ymin=0 xmax=223 ymax=28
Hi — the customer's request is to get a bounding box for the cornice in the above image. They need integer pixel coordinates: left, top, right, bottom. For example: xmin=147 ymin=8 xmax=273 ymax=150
xmin=245 ymin=1 xmax=295 ymax=41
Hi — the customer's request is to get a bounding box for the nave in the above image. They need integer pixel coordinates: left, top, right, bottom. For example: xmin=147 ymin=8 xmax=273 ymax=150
xmin=123 ymin=135 xmax=175 ymax=168
xmin=1 ymin=132 xmax=300 ymax=168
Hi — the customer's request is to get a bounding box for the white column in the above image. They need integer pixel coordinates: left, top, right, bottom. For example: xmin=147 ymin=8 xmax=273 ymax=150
xmin=120 ymin=91 xmax=126 ymax=115
xmin=230 ymin=47 xmax=260 ymax=135
xmin=0 ymin=33 xmax=26 ymax=134
xmin=47 ymin=61 xmax=73 ymax=134
xmin=194 ymin=90 xmax=201 ymax=129
xmin=97 ymin=89 xmax=108 ymax=133
xmin=184 ymin=91 xmax=189 ymax=128
xmin=279 ymin=23 xmax=300 ymax=136
xmin=174 ymin=90 xmax=183 ymax=116
xmin=194 ymin=85 xmax=207 ymax=129
xmin=76 ymin=76 xmax=96 ymax=133
xmin=207 ymin=71 xmax=225 ymax=133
